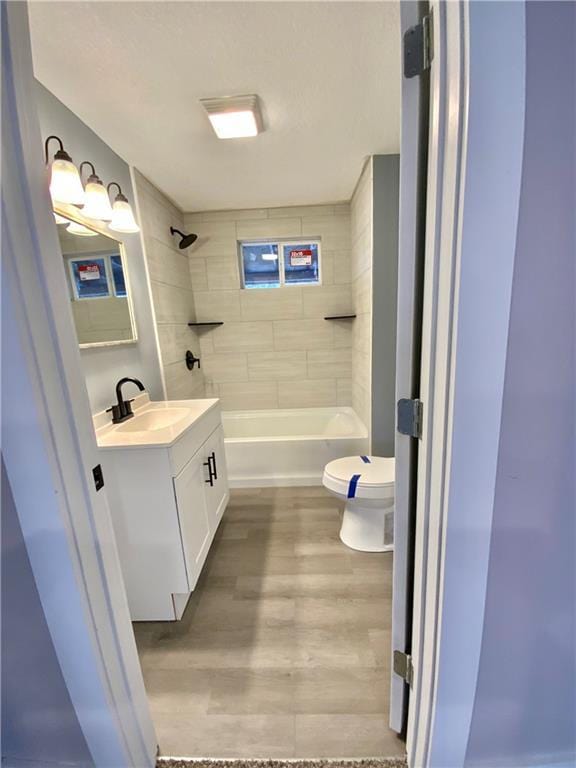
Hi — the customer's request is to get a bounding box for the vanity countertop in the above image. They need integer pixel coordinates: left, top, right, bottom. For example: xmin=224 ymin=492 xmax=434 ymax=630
xmin=94 ymin=393 xmax=220 ymax=449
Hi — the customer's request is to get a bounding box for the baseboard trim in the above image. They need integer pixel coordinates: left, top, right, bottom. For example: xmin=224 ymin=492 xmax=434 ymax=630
xmin=229 ymin=475 xmax=322 ymax=488
xmin=157 ymin=759 xmax=407 ymax=768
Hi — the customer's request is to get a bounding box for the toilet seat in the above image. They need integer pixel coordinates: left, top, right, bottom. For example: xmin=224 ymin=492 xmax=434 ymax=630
xmin=323 ymin=456 xmax=395 ymax=500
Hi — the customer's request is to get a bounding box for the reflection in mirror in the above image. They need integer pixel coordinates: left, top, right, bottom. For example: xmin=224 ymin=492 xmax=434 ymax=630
xmin=56 ymin=216 xmax=136 ymax=347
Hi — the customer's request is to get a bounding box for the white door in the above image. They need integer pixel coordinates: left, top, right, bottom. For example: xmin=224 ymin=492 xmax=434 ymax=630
xmin=390 ymin=0 xmax=431 ymax=735
xmin=203 ymin=425 xmax=229 ymax=532
xmin=174 ymin=453 xmax=212 ymax=590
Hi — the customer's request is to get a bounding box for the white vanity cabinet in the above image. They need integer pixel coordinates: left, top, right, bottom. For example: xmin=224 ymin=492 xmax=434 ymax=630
xmin=174 ymin=424 xmax=228 ymax=592
xmin=97 ymin=398 xmax=229 ymax=621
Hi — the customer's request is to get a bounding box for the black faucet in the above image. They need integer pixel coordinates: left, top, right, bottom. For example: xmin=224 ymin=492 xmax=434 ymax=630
xmin=107 ymin=377 xmax=145 ymax=424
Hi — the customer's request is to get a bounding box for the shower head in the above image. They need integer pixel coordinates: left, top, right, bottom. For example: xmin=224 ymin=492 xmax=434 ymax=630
xmin=170 ymin=227 xmax=198 ymax=250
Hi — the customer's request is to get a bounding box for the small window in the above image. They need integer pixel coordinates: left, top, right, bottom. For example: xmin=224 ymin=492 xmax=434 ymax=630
xmin=70 ymin=257 xmax=110 ymax=299
xmin=283 ymin=243 xmax=320 ymax=285
xmin=67 ymin=252 xmax=128 ymax=300
xmin=110 ymin=254 xmax=127 ymax=297
xmin=241 ymin=242 xmax=280 ymax=289
xmin=239 ymin=239 xmax=321 ymax=289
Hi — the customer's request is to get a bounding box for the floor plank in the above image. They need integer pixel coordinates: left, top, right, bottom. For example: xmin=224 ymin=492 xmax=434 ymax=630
xmin=134 ymin=487 xmax=404 ymax=759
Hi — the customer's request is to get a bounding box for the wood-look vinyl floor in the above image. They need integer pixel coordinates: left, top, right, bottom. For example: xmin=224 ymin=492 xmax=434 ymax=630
xmin=134 ymin=487 xmax=404 ymax=760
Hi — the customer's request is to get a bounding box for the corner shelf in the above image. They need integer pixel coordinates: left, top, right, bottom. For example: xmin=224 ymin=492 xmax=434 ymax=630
xmin=324 ymin=315 xmax=356 ymax=320
xmin=188 ymin=322 xmax=224 ymax=327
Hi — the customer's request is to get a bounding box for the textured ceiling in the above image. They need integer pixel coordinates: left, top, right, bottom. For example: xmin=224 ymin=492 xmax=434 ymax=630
xmin=29 ymin=1 xmax=400 ymax=212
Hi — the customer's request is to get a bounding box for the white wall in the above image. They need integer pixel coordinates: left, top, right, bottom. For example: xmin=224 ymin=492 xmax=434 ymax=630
xmin=464 ymin=2 xmax=576 ymax=765
xmin=133 ymin=170 xmax=205 ymax=400
xmin=183 ymin=205 xmax=353 ymax=411
xmin=34 ymin=83 xmax=163 ymax=412
xmin=350 ymin=159 xmax=374 ymax=434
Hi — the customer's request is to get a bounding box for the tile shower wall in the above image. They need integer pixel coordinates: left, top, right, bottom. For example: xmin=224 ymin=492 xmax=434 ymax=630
xmin=350 ymin=160 xmax=373 ymax=434
xmin=183 ymin=205 xmax=353 ymax=412
xmin=134 ymin=171 xmax=205 ymax=400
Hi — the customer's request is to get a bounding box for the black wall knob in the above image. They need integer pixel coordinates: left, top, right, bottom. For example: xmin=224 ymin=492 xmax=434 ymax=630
xmin=186 ymin=350 xmax=200 ymax=370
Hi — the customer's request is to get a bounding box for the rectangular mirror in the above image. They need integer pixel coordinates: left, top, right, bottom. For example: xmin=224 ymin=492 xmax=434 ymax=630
xmin=55 ymin=211 xmax=137 ymax=347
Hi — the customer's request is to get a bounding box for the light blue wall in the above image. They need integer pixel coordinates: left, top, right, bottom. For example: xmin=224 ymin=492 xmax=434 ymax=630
xmin=1 ymin=460 xmax=94 ymax=767
xmin=465 ymin=2 xmax=576 ymax=765
xmin=35 ymin=83 xmax=163 ymax=413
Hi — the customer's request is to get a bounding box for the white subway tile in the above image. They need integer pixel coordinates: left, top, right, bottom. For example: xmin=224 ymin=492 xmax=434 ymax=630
xmin=217 ymin=380 xmax=278 ymax=410
xmin=189 ymin=256 xmax=208 ymax=291
xmin=302 ymin=284 xmax=353 ymax=318
xmin=240 ymin=287 xmax=303 ymax=321
xmin=307 ymin=348 xmax=352 ymax=380
xmin=212 ymin=321 xmax=274 ymax=353
xmin=278 ymin=379 xmax=337 ymax=408
xmin=151 ymin=282 xmax=194 ymax=324
xmin=236 ymin=218 xmax=302 ymax=240
xmin=301 ymin=215 xmax=351 ymax=250
xmin=273 ymin=319 xmax=333 ymax=351
xmin=145 ymin=236 xmax=192 ymax=290
xmin=247 ymin=351 xmax=307 ymax=381
xmin=206 ymin=254 xmax=241 ymax=290
xmin=268 ymin=204 xmax=336 ymax=219
xmin=194 ymin=290 xmax=241 ymax=321
xmin=188 ymin=208 xmax=269 ymax=223
xmin=156 ymin=324 xmax=200 ymax=366
xmin=201 ymin=352 xmax=249 ymax=384
xmin=337 ymin=378 xmax=353 ymax=406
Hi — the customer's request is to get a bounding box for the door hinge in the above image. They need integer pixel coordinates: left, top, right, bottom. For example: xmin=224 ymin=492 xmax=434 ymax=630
xmin=403 ymin=12 xmax=433 ymax=78
xmin=397 ymin=398 xmax=423 ymax=439
xmin=393 ymin=650 xmax=414 ymax=687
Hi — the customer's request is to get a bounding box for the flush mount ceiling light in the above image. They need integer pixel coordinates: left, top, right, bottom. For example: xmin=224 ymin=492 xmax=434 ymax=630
xmin=67 ymin=221 xmax=98 ymax=237
xmin=44 ymin=135 xmax=85 ymax=205
xmin=107 ymin=183 xmax=140 ymax=233
xmin=200 ymin=95 xmax=263 ymax=139
xmin=79 ymin=161 xmax=113 ymax=221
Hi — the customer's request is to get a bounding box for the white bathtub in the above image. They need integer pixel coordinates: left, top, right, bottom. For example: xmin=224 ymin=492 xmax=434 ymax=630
xmin=222 ymin=407 xmax=368 ymax=487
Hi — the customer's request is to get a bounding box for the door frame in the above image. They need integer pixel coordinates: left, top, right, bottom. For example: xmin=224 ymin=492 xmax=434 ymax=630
xmin=3 ymin=1 xmax=527 ymax=766
xmin=2 ymin=4 xmax=157 ymax=765
xmin=404 ymin=2 xmax=526 ymax=766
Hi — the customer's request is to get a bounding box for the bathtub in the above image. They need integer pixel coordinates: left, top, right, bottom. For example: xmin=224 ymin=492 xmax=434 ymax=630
xmin=222 ymin=406 xmax=368 ymax=487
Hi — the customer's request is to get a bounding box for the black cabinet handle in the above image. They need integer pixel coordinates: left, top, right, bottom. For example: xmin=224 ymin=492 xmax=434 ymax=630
xmin=209 ymin=451 xmax=217 ymax=480
xmin=203 ymin=458 xmax=214 ymax=486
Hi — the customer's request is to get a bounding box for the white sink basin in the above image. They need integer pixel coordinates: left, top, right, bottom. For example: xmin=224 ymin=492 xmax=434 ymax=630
xmin=117 ymin=407 xmax=190 ymax=432
xmin=95 ymin=395 xmax=220 ymax=449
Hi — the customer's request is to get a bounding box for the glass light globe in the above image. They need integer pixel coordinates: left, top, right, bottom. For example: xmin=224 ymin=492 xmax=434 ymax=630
xmin=49 ymin=158 xmax=85 ymax=205
xmin=82 ymin=181 xmax=113 ymax=221
xmin=109 ymin=199 xmax=140 ymax=233
xmin=67 ymin=221 xmax=98 ymax=237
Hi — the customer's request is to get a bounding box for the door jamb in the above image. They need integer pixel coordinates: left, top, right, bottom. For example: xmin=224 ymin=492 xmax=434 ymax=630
xmin=405 ymin=2 xmax=526 ymax=766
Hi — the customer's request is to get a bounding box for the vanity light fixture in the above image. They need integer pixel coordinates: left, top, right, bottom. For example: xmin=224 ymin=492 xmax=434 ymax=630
xmin=107 ymin=183 xmax=140 ymax=233
xmin=200 ymin=95 xmax=263 ymax=139
xmin=67 ymin=220 xmax=98 ymax=237
xmin=79 ymin=161 xmax=113 ymax=221
xmin=44 ymin=135 xmax=86 ymax=205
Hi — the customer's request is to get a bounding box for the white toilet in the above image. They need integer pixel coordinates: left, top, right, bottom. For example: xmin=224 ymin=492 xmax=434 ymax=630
xmin=322 ymin=455 xmax=395 ymax=552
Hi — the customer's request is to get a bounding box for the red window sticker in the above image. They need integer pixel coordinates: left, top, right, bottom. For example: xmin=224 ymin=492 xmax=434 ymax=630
xmin=289 ymin=249 xmax=313 ymax=266
xmin=78 ymin=264 xmax=100 ymax=281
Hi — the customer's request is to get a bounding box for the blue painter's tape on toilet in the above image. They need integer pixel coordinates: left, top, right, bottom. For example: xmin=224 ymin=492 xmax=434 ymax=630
xmin=347 ymin=474 xmax=361 ymax=498
xmin=360 ymin=455 xmax=371 ymax=463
